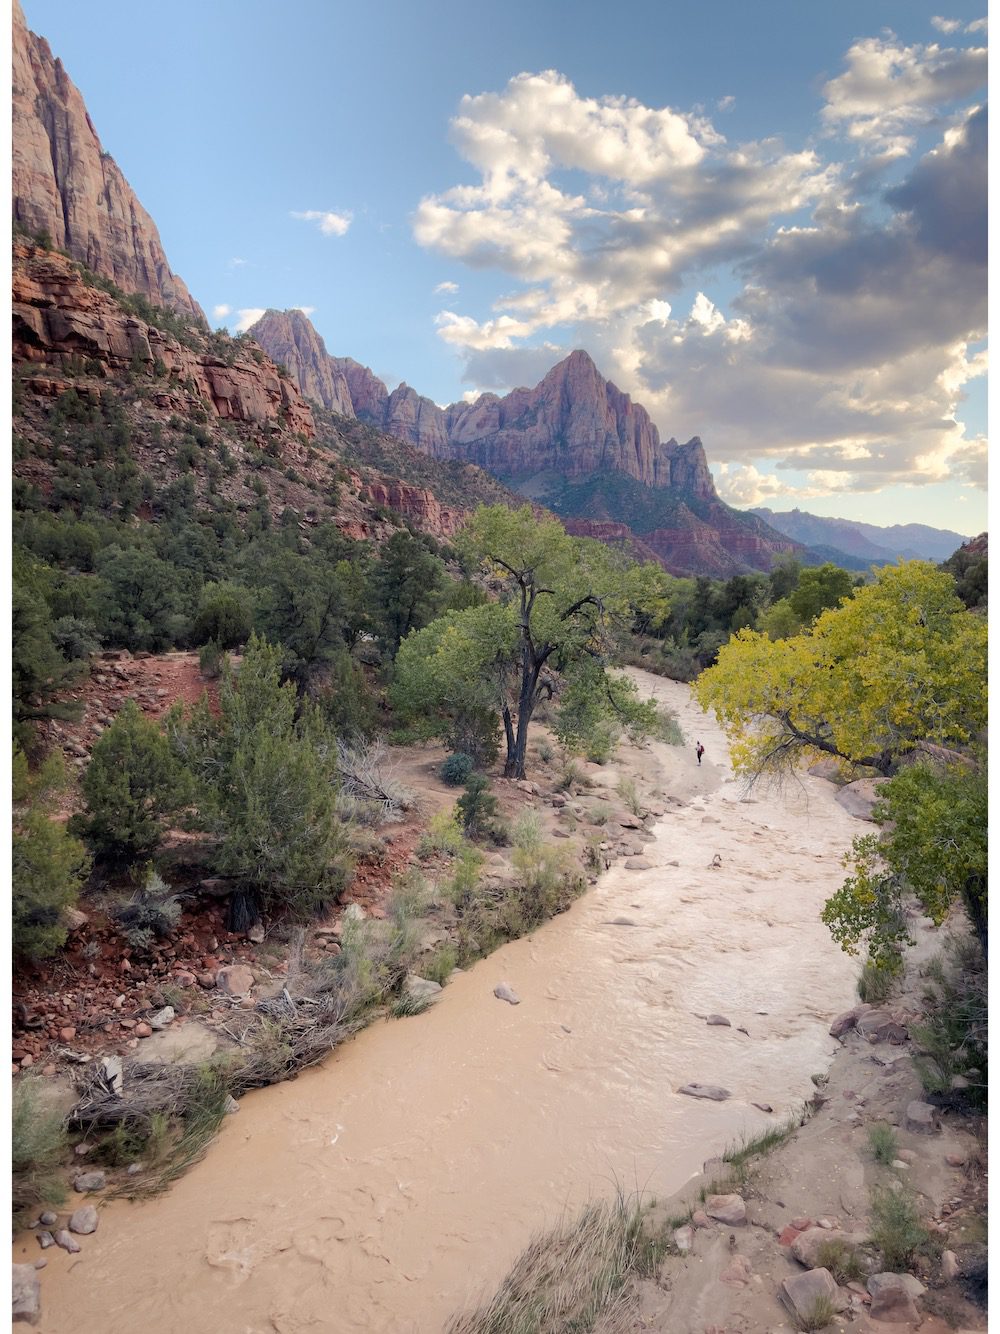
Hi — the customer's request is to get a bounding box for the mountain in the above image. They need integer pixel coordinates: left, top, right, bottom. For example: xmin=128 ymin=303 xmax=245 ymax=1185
xmin=250 ymin=314 xmax=798 ymax=577
xmin=12 ymin=0 xmax=204 ymax=323
xmin=751 ymin=508 xmax=970 ymax=564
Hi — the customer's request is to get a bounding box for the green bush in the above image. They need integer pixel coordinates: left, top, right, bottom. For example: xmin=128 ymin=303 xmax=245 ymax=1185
xmin=192 ymin=581 xmax=252 ymax=649
xmin=417 ymin=808 xmax=465 ymax=859
xmin=72 ymin=700 xmax=191 ymax=860
xmin=867 ymin=1122 xmax=899 ymax=1166
xmin=12 ymin=1078 xmax=69 ymax=1231
xmin=870 ymin=1185 xmax=928 ymax=1270
xmin=198 ymin=640 xmax=225 ymax=678
xmin=440 ymin=752 xmax=475 ymax=787
xmin=13 ymin=748 xmax=90 ymax=960
xmin=457 ymin=773 xmax=499 ymax=839
xmin=111 ymin=869 xmax=183 ymax=951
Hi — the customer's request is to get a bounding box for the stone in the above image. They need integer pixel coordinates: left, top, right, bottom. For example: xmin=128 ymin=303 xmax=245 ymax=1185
xmin=73 ymin=1170 xmax=106 ymax=1193
xmin=215 ymin=965 xmax=255 ymax=997
xmin=705 ymin=1194 xmax=746 ymax=1225
xmin=905 ymin=1100 xmax=939 ymax=1134
xmin=792 ymin=1228 xmax=868 ymax=1269
xmin=493 ymin=982 xmax=520 ymax=1005
xmin=896 ymin=1149 xmax=916 ymax=1163
xmin=12 ymin=1262 xmax=41 ymax=1325
xmin=945 ymin=1151 xmax=967 ymax=1167
xmin=58 ymin=1026 xmax=76 ymax=1042
xmin=134 ymin=1022 xmax=152 ymax=1038
xmin=673 ymin=1225 xmax=693 ymax=1253
xmin=780 ymin=1268 xmax=840 ymax=1324
xmin=719 ymin=1254 xmax=752 ymax=1286
xmin=779 ymin=1226 xmax=802 ymax=1246
xmin=941 ymin=1250 xmax=961 ymax=1281
xmin=149 ymin=1006 xmax=175 ymax=1030
xmin=404 ymin=975 xmax=443 ymax=1004
xmin=791 ymin=1217 xmax=814 ymax=1232
xmin=868 ymin=1279 xmax=920 ymax=1323
xmin=691 ymin=1210 xmax=711 ymax=1229
xmin=68 ymin=1206 xmax=98 ymax=1235
xmin=247 ymin=923 xmax=265 ymax=944
xmin=868 ymin=1273 xmax=925 ymax=1300
xmin=223 ymin=1095 xmax=240 ymax=1116
xmin=33 ymin=1261 xmax=46 ymax=1271
xmin=61 ymin=907 xmax=89 ymax=933
xmin=99 ymin=1055 xmax=123 ymax=1093
xmin=53 ymin=1230 xmax=81 ymax=1254
xmin=36 ymin=1233 xmax=54 ymax=1250
xmin=678 ymin=1083 xmax=730 ymax=1101
xmin=39 ymin=1212 xmax=57 ymax=1228
xmin=829 ymin=1006 xmax=866 ymax=1039
xmin=857 ymin=1009 xmax=909 ymax=1044
xmin=891 ymin=1159 xmax=910 ymax=1171
xmin=174 ymin=971 xmax=196 ymax=987
xmin=835 ymin=778 xmax=888 ymax=821
xmin=751 ymin=1102 xmax=774 ymax=1114
xmin=706 ymin=1014 xmax=731 ymax=1027
xmin=343 ymin=903 xmax=366 ymax=923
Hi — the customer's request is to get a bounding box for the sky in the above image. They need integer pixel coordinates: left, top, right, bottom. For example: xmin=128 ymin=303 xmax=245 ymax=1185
xmin=21 ymin=0 xmax=987 ymax=534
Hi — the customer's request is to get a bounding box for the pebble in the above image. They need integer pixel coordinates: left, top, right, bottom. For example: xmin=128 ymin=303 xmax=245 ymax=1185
xmin=134 ymin=1023 xmax=152 ymax=1039
xmin=73 ymin=1170 xmax=106 ymax=1193
xmin=39 ymin=1212 xmax=57 ymax=1227
xmin=59 ymin=1027 xmax=76 ymax=1041
xmin=36 ymin=1232 xmax=55 ymax=1250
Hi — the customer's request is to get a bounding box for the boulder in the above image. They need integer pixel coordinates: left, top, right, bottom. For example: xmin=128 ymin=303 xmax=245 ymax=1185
xmin=12 ymin=1263 xmax=41 ymax=1325
xmin=830 ymin=1005 xmax=869 ymax=1039
xmin=905 ymin=1100 xmax=939 ymax=1135
xmin=835 ymin=778 xmax=888 ymax=821
xmin=38 ymin=1212 xmax=57 ymax=1228
xmin=705 ymin=1194 xmax=746 ymax=1225
xmin=68 ymin=1206 xmax=98 ymax=1235
xmin=73 ymin=1170 xmax=106 ymax=1193
xmin=493 ymin=982 xmax=520 ymax=1005
xmin=623 ymin=857 xmax=652 ymax=870
xmin=868 ymin=1273 xmax=925 ymax=1299
xmin=857 ymin=1009 xmax=909 ymax=1044
xmin=61 ymin=907 xmax=89 ymax=933
xmin=779 ymin=1268 xmax=841 ymax=1324
xmin=53 ymin=1231 xmax=80 ymax=1254
xmin=404 ymin=975 xmax=443 ymax=1004
xmin=215 ymin=965 xmax=255 ymax=997
xmin=791 ymin=1228 xmax=868 ymax=1269
xmin=941 ymin=1250 xmax=961 ymax=1281
xmin=36 ymin=1233 xmax=54 ymax=1250
xmin=678 ymin=1083 xmax=730 ymax=1101
xmin=706 ymin=1015 xmax=731 ymax=1027
xmin=673 ymin=1225 xmax=693 ymax=1254
xmin=691 ymin=1210 xmax=711 ymax=1229
xmin=868 ymin=1275 xmax=921 ymax=1323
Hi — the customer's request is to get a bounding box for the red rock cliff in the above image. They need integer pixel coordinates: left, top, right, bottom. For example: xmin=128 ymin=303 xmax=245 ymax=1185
xmin=13 ymin=242 xmax=313 ymax=438
xmin=12 ymin=0 xmax=204 ymax=322
xmin=249 ymin=310 xmax=355 ymax=417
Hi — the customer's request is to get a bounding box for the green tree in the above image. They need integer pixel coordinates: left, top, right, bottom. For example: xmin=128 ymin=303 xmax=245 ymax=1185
xmin=373 ymin=529 xmax=447 ymax=658
xmin=758 ymin=597 xmax=803 ymax=641
xmin=12 ymin=580 xmax=83 ymax=744
xmin=396 ymin=506 xmax=659 ymax=778
xmin=252 ymin=546 xmax=347 ymax=687
xmin=72 ymin=700 xmax=191 ymax=859
xmin=192 ymin=581 xmax=253 ymax=648
xmin=177 ymin=635 xmax=352 ymax=916
xmin=13 ymin=748 xmax=91 ymax=959
xmin=695 ymin=562 xmax=987 ymax=781
xmin=768 ymin=554 xmax=803 ymax=603
xmin=94 ymin=546 xmax=186 ymax=650
xmin=787 ymin=562 xmax=855 ymax=624
xmin=822 ymin=760 xmax=986 ymax=962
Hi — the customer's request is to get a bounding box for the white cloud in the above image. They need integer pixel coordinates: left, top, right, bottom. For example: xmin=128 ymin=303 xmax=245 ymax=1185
xmin=930 ymin=16 xmax=962 ymax=32
xmin=713 ymin=463 xmax=830 ymax=506
xmin=234 ymin=308 xmax=267 ymax=333
xmin=212 ymin=303 xmax=232 ymax=319
xmin=291 ymin=209 xmax=352 ymax=237
xmin=434 ymin=280 xmax=459 ymax=294
xmin=821 ymin=33 xmax=986 ymax=152
xmin=228 ymin=257 xmax=248 ymax=268
xmin=292 ymin=305 xmax=316 ymax=316
xmin=717 ymin=94 xmax=736 ymax=112
xmin=965 ymin=17 xmax=987 ymax=32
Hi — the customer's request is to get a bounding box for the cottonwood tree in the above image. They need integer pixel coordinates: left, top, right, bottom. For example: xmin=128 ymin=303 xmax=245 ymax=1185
xmin=695 ymin=562 xmax=987 ymax=782
xmin=394 ymin=506 xmax=662 ymax=778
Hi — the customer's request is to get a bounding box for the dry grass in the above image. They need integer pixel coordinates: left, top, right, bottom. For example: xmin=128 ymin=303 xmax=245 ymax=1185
xmin=446 ymin=1190 xmax=667 ymax=1334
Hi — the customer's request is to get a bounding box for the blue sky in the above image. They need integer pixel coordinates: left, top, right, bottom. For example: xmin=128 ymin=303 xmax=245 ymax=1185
xmin=22 ymin=0 xmax=987 ymax=534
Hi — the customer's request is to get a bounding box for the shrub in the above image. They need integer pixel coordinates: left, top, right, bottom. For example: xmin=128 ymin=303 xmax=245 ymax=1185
xmin=13 ymin=748 xmax=90 ymax=960
xmin=72 ymin=700 xmax=191 ymax=860
xmin=199 ymin=640 xmax=225 ymax=678
xmin=814 ymin=1238 xmax=866 ymax=1285
xmin=192 ymin=582 xmax=252 ymax=649
xmin=911 ymin=937 xmax=986 ymax=1109
xmin=870 ymin=1185 xmax=928 ymax=1270
xmin=616 ymin=777 xmax=643 ymax=817
xmin=111 ymin=870 xmax=184 ymax=951
xmin=12 ymin=1077 xmax=69 ymax=1231
xmin=867 ymin=1122 xmax=898 ymax=1166
xmin=511 ymin=810 xmax=542 ymax=854
xmin=858 ymin=958 xmax=898 ymax=1004
xmin=422 ymin=943 xmax=458 ymax=986
xmin=440 ymin=752 xmax=475 ymax=787
xmin=457 ymin=773 xmax=499 ymax=839
xmin=795 ymin=1295 xmax=836 ymax=1332
xmin=417 ymin=808 xmax=465 ymax=859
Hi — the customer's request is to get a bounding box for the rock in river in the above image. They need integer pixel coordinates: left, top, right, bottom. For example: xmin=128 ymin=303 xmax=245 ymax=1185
xmin=494 ymin=982 xmax=520 ymax=1005
xmin=678 ymin=1083 xmax=731 ymax=1101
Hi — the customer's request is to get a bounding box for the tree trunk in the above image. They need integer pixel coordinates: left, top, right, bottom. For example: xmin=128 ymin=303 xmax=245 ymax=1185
xmin=504 ymin=660 xmax=540 ymax=779
xmin=501 ymin=704 xmax=516 ymax=773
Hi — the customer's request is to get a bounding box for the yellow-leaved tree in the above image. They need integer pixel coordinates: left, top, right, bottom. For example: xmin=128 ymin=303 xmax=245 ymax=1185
xmin=694 ymin=562 xmax=986 ymax=781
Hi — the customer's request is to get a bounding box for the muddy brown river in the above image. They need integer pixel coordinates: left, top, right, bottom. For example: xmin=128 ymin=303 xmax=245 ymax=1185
xmin=26 ymin=676 xmax=860 ymax=1332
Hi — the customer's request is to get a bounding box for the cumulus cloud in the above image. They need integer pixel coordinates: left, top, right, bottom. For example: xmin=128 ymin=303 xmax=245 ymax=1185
xmin=291 ymin=209 xmax=352 ymax=236
xmin=212 ymin=303 xmax=232 ymax=319
xmin=713 ymin=463 xmax=829 ymax=506
xmin=930 ymin=15 xmax=962 ymax=32
xmin=234 ymin=308 xmax=267 ymax=333
xmin=821 ymin=33 xmax=986 ymax=153
xmin=292 ymin=305 xmax=316 ymax=316
xmin=228 ymin=257 xmax=248 ymax=268
xmin=717 ymin=94 xmax=736 ymax=112
xmin=434 ymin=280 xmax=459 ymax=294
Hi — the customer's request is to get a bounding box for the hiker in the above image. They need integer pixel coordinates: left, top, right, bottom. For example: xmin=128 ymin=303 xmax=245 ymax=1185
xmin=696 ymin=741 xmax=705 ymax=765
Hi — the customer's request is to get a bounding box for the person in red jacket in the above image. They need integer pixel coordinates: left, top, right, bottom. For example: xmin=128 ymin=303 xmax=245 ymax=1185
xmin=696 ymin=741 xmax=705 ymax=765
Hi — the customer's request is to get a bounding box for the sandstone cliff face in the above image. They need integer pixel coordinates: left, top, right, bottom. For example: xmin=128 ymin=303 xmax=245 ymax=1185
xmin=357 ymin=477 xmax=466 ymax=537
xmin=13 ymin=242 xmax=313 ymax=437
xmin=12 ymin=0 xmax=204 ymax=322
xmin=331 ymin=357 xmax=390 ymax=423
xmin=249 ymin=310 xmax=355 ymax=417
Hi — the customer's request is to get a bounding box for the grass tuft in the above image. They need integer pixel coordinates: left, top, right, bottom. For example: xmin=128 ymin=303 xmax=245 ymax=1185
xmin=12 ymin=1078 xmax=69 ymax=1231
xmin=796 ymin=1294 xmax=836 ymax=1331
xmin=867 ymin=1122 xmax=898 ymax=1166
xmin=870 ymin=1185 xmax=928 ymax=1270
xmin=814 ymin=1238 xmax=866 ymax=1285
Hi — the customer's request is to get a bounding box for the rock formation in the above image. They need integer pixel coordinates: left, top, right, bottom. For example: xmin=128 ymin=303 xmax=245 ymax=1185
xmin=13 ymin=241 xmax=312 ymax=437
xmin=12 ymin=0 xmax=204 ymax=322
xmin=248 ymin=310 xmax=354 ymax=418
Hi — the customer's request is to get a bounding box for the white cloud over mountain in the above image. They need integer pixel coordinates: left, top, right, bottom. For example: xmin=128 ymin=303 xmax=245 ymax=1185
xmin=291 ymin=209 xmax=352 ymax=237
xmin=412 ymin=28 xmax=986 ymax=501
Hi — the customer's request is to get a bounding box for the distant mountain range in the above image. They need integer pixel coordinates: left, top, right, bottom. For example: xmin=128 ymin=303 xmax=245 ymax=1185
xmin=750 ymin=508 xmax=970 ymax=565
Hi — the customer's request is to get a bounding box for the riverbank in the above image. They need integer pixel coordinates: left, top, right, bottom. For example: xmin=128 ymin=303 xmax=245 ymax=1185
xmin=13 ymin=672 xmax=867 ymax=1332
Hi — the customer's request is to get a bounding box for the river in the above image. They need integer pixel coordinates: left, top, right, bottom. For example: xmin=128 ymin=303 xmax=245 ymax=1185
xmin=26 ymin=674 xmax=860 ymax=1333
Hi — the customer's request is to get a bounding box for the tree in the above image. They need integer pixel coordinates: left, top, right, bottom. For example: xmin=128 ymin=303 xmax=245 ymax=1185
xmin=822 ymin=760 xmax=986 ymax=963
xmin=176 ymin=635 xmax=352 ymax=916
xmin=695 ymin=562 xmax=987 ymax=781
xmin=251 ymin=546 xmax=347 ymax=687
xmin=397 ymin=506 xmax=659 ymax=778
xmin=12 ymin=581 xmax=83 ymax=744
xmin=372 ymin=529 xmax=446 ymax=658
xmin=192 ymin=581 xmax=253 ymax=648
xmin=94 ymin=546 xmax=186 ymax=650
xmin=787 ymin=562 xmax=855 ymax=624
xmin=72 ymin=700 xmax=191 ymax=859
xmin=13 ymin=748 xmax=91 ymax=959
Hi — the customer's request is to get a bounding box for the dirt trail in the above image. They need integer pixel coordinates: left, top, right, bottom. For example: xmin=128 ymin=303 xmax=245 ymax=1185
xmin=23 ymin=673 xmax=863 ymax=1333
